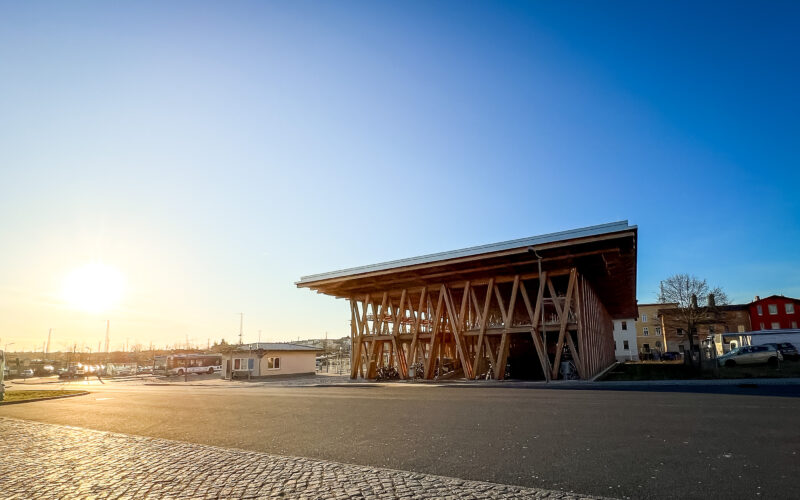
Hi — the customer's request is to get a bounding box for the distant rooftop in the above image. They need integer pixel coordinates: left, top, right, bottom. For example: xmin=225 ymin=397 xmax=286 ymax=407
xmin=236 ymin=343 xmax=321 ymax=351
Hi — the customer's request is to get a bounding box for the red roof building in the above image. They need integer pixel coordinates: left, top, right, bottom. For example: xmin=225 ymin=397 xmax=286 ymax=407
xmin=748 ymin=295 xmax=800 ymax=331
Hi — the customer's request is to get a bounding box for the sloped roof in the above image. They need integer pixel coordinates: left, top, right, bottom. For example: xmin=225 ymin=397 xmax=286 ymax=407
xmin=297 ymin=220 xmax=638 ymax=318
xmin=750 ymin=295 xmax=800 ymax=304
xmin=298 ymin=221 xmax=634 ymax=284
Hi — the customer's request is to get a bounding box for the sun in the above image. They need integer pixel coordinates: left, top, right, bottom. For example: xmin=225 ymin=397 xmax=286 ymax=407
xmin=62 ymin=262 xmax=126 ymax=314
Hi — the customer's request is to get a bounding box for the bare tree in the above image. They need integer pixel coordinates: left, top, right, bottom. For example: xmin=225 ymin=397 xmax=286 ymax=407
xmin=658 ymin=274 xmax=729 ymax=366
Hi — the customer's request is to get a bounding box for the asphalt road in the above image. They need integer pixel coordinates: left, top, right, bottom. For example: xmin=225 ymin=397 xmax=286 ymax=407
xmin=2 ymin=382 xmax=799 ymax=499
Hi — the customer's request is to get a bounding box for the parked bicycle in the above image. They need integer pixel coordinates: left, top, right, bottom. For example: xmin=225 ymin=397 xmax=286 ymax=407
xmin=409 ymin=362 xmax=424 ymax=380
xmin=375 ymin=365 xmax=399 ymax=381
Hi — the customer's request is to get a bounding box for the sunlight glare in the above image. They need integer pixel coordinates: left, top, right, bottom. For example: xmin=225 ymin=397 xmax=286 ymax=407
xmin=62 ymin=262 xmax=126 ymax=314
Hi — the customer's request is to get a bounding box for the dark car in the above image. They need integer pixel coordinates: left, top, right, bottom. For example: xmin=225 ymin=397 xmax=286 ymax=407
xmin=764 ymin=342 xmax=798 ymax=360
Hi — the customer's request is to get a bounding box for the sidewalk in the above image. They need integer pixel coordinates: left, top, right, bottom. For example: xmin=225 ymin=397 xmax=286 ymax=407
xmin=0 ymin=417 xmax=604 ymax=499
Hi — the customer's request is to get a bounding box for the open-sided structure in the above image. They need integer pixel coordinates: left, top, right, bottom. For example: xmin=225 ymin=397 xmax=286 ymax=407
xmin=297 ymin=221 xmax=637 ymax=381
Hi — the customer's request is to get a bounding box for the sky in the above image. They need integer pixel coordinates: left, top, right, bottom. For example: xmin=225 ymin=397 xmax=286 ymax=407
xmin=1 ymin=1 xmax=798 ymax=352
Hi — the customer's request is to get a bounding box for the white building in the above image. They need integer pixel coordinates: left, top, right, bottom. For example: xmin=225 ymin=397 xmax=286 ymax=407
xmin=221 ymin=343 xmax=321 ymax=379
xmin=612 ymin=318 xmax=639 ymax=362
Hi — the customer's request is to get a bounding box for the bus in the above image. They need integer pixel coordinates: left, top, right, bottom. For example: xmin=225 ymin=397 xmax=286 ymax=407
xmin=163 ymin=354 xmax=222 ymax=376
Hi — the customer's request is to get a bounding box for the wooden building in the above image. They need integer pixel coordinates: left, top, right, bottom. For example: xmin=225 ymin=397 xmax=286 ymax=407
xmin=297 ymin=221 xmax=637 ymax=381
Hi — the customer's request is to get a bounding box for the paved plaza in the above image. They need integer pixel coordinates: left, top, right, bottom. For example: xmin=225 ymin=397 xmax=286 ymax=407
xmin=0 ymin=417 xmax=600 ymax=499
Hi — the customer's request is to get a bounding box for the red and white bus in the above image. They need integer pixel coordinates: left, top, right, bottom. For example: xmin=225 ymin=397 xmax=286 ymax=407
xmin=164 ymin=354 xmax=222 ymax=376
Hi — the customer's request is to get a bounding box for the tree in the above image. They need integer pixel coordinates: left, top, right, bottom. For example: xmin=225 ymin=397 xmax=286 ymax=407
xmin=210 ymin=338 xmax=236 ymax=354
xmin=658 ymin=274 xmax=729 ymax=367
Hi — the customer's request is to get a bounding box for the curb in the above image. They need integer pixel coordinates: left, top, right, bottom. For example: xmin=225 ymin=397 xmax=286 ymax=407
xmin=0 ymin=391 xmax=90 ymax=406
xmin=306 ymin=377 xmax=800 ymax=389
xmin=143 ymin=383 xmax=226 ymax=387
xmin=590 ymin=361 xmax=620 ymax=382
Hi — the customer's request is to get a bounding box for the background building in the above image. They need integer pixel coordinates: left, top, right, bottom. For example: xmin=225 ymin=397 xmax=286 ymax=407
xmin=748 ymin=295 xmax=800 ymax=330
xmin=660 ymin=301 xmax=751 ymax=355
xmin=636 ymin=303 xmax=672 ymax=358
xmin=612 ymin=318 xmax=638 ymax=361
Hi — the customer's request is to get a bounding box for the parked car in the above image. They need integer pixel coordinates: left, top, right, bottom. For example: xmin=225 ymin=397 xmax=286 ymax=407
xmin=20 ymin=369 xmax=34 ymax=378
xmin=763 ymin=342 xmax=798 ymax=361
xmin=718 ymin=345 xmax=783 ymax=367
xmin=59 ymin=369 xmax=74 ymax=379
xmin=113 ymin=366 xmax=134 ymax=376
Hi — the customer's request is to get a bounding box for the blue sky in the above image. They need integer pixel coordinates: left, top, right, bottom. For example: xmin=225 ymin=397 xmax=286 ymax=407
xmin=1 ymin=1 xmax=798 ymax=350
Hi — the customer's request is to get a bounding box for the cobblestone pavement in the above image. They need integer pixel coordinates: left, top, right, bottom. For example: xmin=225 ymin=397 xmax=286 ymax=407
xmin=0 ymin=417 xmax=605 ymax=500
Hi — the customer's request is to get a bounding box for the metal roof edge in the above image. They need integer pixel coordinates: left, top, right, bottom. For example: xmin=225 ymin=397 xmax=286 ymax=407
xmin=235 ymin=342 xmax=322 ymax=351
xmin=297 ymin=220 xmax=635 ymax=285
xmin=721 ymin=329 xmax=800 ymax=337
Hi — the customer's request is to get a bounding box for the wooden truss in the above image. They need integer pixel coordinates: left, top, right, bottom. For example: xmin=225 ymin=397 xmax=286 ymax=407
xmin=348 ymin=267 xmax=615 ymax=381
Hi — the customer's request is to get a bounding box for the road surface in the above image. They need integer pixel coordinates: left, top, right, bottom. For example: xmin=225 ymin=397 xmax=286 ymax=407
xmin=2 ymin=380 xmax=798 ymax=499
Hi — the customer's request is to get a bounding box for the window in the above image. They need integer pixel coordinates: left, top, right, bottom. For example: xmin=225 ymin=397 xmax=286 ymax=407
xmin=757 ymin=305 xmax=763 ymax=316
xmin=641 ymin=314 xmax=648 ymax=322
xmin=771 ymin=322 xmax=780 ymax=330
xmin=266 ymin=357 xmax=281 ymax=370
xmin=792 ymin=321 xmax=797 ymax=329
xmin=738 ymin=325 xmax=745 ymax=333
xmin=643 ymin=343 xmax=650 ymax=353
xmin=621 ymin=321 xmax=628 ymax=331
xmin=623 ymin=340 xmax=629 ymax=350
xmin=233 ymin=358 xmax=253 ymax=371
xmin=768 ymin=304 xmax=778 ymax=315
xmin=643 ymin=327 xmax=649 ymax=336
xmin=655 ymin=327 xmax=662 ymax=336
xmin=786 ymin=303 xmax=795 ymax=314
xmin=677 ymin=328 xmax=684 ymax=336
xmin=760 ymin=322 xmax=765 ymax=330
xmin=709 ymin=326 xmax=715 ymax=334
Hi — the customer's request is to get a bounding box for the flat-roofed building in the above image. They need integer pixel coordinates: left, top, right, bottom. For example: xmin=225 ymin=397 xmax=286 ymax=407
xmin=221 ymin=343 xmax=321 ymax=379
xmin=297 ymin=221 xmax=638 ymax=381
